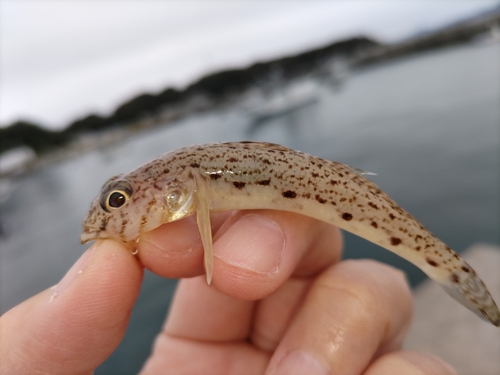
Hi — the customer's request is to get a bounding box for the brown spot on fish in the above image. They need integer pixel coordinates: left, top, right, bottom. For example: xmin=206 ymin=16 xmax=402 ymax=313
xmin=315 ymin=195 xmax=327 ymax=204
xmin=451 ymin=273 xmax=460 ymax=283
xmin=389 ymin=213 xmax=396 ymax=220
xmin=342 ymin=213 xmax=353 ymax=221
xmin=209 ymin=173 xmax=221 ymax=180
xmin=190 ymin=162 xmax=200 ymax=168
xmin=282 ymin=190 xmax=297 ymax=199
xmin=426 ymin=258 xmax=439 ymax=267
xmin=257 ymin=179 xmax=271 ymax=186
xmin=233 ymin=181 xmax=246 ymax=190
xmin=368 ymin=202 xmax=379 ymax=210
xmin=262 ymin=159 xmax=271 ymax=165
xmin=227 ymin=157 xmax=238 ymax=162
xmin=370 ymin=221 xmax=378 ymax=229
xmin=99 ymin=219 xmax=108 ymax=231
xmin=391 ymin=237 xmax=402 ymax=246
xmin=462 ymin=266 xmax=470 ymax=273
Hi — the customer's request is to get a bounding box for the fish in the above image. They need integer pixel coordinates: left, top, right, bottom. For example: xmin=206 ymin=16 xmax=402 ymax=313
xmin=81 ymin=141 xmax=500 ymax=327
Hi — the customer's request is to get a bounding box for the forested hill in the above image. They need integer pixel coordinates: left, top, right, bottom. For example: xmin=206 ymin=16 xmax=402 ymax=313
xmin=0 ymin=37 xmax=378 ymax=156
xmin=1 ymin=6 xmax=499 ymax=158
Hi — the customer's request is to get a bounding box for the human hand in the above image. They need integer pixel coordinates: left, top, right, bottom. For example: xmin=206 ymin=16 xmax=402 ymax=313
xmin=0 ymin=210 xmax=457 ymax=374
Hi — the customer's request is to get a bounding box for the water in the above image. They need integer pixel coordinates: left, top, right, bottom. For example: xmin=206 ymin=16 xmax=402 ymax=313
xmin=1 ymin=42 xmax=498 ymax=373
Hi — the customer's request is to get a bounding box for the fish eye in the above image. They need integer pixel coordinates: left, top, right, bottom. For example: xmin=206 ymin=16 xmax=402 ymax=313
xmin=108 ymin=191 xmax=128 ymax=208
xmin=100 ymin=180 xmax=133 ymax=212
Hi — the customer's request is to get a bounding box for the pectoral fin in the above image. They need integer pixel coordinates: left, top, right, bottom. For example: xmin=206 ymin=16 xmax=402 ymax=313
xmin=192 ymin=169 xmax=214 ymax=285
xmin=197 ymin=196 xmax=213 ymax=284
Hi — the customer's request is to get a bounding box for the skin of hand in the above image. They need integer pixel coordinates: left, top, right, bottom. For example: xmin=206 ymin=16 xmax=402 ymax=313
xmin=0 ymin=210 xmax=457 ymax=375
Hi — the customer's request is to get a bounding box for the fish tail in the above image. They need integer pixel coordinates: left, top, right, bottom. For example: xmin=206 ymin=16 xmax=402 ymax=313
xmin=438 ymin=261 xmax=500 ymax=327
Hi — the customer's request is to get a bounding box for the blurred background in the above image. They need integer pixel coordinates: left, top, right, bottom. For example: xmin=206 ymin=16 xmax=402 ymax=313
xmin=1 ymin=1 xmax=499 ymax=374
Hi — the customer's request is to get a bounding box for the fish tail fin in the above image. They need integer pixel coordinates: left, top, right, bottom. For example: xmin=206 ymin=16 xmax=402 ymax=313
xmin=438 ymin=262 xmax=500 ymax=327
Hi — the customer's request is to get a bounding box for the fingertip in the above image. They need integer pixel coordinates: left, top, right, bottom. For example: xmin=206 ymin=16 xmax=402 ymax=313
xmin=47 ymin=239 xmax=144 ymax=367
xmin=1 ymin=239 xmax=143 ymax=374
xmin=214 ymin=213 xmax=285 ymax=275
xmin=210 ymin=210 xmax=341 ymax=300
xmin=63 ymin=239 xmax=144 ymax=314
xmin=211 ymin=212 xmax=287 ymax=299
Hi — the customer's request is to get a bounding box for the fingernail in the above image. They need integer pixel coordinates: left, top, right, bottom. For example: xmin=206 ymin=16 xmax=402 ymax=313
xmin=272 ymin=350 xmax=328 ymax=375
xmin=52 ymin=247 xmax=94 ymax=297
xmin=214 ymin=214 xmax=284 ymax=273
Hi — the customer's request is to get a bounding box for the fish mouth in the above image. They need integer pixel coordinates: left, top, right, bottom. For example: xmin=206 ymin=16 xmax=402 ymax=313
xmin=80 ymin=231 xmax=108 ymax=244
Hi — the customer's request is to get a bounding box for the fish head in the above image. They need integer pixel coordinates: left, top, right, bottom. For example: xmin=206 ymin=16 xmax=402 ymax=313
xmin=80 ymin=168 xmax=197 ymax=245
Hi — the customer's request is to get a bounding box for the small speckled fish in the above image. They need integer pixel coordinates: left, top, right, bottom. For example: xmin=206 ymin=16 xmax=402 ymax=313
xmin=81 ymin=141 xmax=500 ymax=327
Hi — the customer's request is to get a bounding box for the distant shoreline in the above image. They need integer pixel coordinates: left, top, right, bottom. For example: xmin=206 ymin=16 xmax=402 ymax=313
xmin=1 ymin=8 xmax=499 ymax=179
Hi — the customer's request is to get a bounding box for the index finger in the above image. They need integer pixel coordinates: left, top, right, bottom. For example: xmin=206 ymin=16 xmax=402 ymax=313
xmin=137 ymin=209 xmax=343 ymax=300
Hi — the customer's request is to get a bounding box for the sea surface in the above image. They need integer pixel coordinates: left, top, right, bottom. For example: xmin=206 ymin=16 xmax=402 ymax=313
xmin=1 ymin=41 xmax=498 ymax=374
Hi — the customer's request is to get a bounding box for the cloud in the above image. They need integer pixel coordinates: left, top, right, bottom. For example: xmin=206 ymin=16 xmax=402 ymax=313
xmin=1 ymin=1 xmax=497 ymax=128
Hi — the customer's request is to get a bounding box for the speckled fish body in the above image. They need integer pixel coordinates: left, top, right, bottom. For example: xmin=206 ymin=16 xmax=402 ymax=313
xmin=81 ymin=141 xmax=500 ymax=327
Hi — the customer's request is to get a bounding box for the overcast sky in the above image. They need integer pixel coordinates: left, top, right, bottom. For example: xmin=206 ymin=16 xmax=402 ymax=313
xmin=1 ymin=1 xmax=498 ymax=129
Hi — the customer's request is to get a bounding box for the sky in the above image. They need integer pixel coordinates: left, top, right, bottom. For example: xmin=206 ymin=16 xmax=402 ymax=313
xmin=1 ymin=1 xmax=498 ymax=130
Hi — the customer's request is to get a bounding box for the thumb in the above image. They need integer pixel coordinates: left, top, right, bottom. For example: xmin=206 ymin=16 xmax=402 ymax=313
xmin=0 ymin=240 xmax=143 ymax=375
